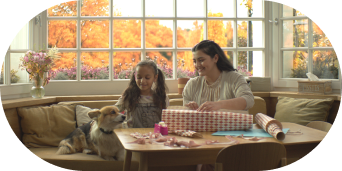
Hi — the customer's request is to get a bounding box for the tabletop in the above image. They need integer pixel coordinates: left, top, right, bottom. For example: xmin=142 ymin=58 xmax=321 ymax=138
xmin=114 ymin=122 xmax=327 ymax=152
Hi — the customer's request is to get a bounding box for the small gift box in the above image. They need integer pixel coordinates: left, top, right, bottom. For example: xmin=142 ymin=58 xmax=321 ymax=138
xmin=162 ymin=109 xmax=253 ymax=132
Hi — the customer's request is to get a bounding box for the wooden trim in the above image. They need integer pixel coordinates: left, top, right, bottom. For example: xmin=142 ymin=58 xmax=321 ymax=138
xmin=2 ymin=91 xmax=340 ymax=110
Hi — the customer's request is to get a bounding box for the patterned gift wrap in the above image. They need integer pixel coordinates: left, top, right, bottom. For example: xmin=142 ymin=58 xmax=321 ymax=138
xmin=162 ymin=109 xmax=253 ymax=132
xmin=255 ymin=113 xmax=285 ymax=140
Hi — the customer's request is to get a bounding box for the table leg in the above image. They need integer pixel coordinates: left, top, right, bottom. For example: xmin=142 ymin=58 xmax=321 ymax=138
xmin=123 ymin=150 xmax=132 ymax=171
xmin=138 ymin=152 xmax=148 ymax=171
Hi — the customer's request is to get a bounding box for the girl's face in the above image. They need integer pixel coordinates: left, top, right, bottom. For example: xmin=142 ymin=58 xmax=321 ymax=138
xmin=135 ymin=65 xmax=158 ymax=95
xmin=192 ymin=50 xmax=218 ymax=76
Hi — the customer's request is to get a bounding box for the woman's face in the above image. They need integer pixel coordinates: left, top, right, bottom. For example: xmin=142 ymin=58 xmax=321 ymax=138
xmin=192 ymin=50 xmax=218 ymax=76
xmin=135 ymin=65 xmax=158 ymax=94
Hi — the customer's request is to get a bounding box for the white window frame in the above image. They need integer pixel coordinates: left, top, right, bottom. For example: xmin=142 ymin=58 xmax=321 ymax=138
xmin=1 ymin=0 xmax=267 ymax=99
xmin=271 ymin=3 xmax=341 ymax=91
xmin=1 ymin=18 xmax=39 ymax=99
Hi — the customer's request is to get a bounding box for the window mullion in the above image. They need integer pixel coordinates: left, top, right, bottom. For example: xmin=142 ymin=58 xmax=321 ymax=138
xmin=142 ymin=0 xmax=146 ymax=61
xmin=234 ymin=3 xmax=237 ymax=69
xmin=307 ymin=19 xmax=313 ymax=73
xmin=5 ymin=50 xmax=10 ymax=85
xmin=109 ymin=0 xmax=113 ymax=81
xmin=173 ymin=0 xmax=177 ymax=80
xmin=77 ymin=0 xmax=81 ymax=81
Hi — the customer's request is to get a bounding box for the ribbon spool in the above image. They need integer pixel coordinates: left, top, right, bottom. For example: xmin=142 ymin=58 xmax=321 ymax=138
xmin=177 ymin=78 xmax=190 ymax=94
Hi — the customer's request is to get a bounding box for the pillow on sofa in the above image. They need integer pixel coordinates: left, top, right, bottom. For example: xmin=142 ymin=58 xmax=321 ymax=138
xmin=274 ymin=96 xmax=334 ymax=126
xmin=76 ymin=105 xmax=98 ymax=127
xmin=17 ymin=104 xmax=77 ymax=148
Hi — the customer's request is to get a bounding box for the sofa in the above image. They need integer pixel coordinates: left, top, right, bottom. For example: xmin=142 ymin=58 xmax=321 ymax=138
xmin=2 ymin=93 xmax=339 ymax=170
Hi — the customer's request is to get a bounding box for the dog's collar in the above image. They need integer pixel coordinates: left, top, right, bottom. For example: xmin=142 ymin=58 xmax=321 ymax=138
xmin=99 ymin=128 xmax=113 ymax=134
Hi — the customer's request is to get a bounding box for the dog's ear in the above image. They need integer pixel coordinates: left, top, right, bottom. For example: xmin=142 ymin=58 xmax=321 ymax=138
xmin=88 ymin=110 xmax=101 ymax=119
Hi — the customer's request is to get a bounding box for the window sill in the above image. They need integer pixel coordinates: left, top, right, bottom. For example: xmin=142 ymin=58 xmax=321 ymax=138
xmin=2 ymin=92 xmax=339 ymax=110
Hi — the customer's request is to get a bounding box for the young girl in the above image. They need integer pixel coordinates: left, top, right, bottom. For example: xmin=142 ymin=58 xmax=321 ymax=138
xmin=115 ymin=60 xmax=169 ymax=128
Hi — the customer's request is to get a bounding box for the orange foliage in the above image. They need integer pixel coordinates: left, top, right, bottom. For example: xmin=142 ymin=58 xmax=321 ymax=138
xmin=47 ymin=1 xmax=230 ymax=74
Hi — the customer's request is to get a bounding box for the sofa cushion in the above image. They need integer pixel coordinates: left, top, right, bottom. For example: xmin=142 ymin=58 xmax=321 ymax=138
xmin=29 ymin=147 xmax=139 ymax=171
xmin=76 ymin=105 xmax=97 ymax=127
xmin=274 ymin=96 xmax=334 ymax=125
xmin=17 ymin=104 xmax=77 ymax=148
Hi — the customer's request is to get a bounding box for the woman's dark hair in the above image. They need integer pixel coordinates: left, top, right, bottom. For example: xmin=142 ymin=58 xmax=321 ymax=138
xmin=192 ymin=40 xmax=236 ymax=72
xmin=122 ymin=60 xmax=169 ymax=114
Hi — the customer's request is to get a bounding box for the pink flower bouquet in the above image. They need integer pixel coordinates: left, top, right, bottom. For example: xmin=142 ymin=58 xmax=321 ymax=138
xmin=20 ymin=46 xmax=60 ymax=86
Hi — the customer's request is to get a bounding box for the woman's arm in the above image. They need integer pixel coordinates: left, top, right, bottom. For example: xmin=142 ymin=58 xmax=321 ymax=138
xmin=217 ymin=97 xmax=247 ymax=110
xmin=197 ymin=97 xmax=246 ymax=111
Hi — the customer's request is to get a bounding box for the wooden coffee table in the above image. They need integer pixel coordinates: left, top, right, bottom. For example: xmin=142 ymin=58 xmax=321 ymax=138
xmin=114 ymin=122 xmax=327 ymax=171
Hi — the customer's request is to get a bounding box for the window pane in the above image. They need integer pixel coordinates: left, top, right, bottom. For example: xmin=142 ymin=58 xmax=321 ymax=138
xmin=146 ymin=52 xmax=173 ymax=78
xmin=113 ymin=0 xmax=141 ymax=17
xmin=81 ymin=0 xmax=109 ymax=16
xmin=48 ymin=20 xmax=77 ymax=48
xmin=208 ymin=20 xmax=234 ymax=47
xmin=146 ymin=20 xmax=173 ymax=48
xmin=145 ymin=0 xmax=173 ymax=17
xmin=177 ymin=51 xmax=196 ymax=78
xmin=313 ymin=22 xmax=332 ymax=47
xmin=313 ymin=50 xmax=339 ymax=79
xmin=113 ymin=20 xmax=141 ymax=48
xmin=177 ymin=20 xmax=204 ymax=48
xmin=225 ymin=51 xmax=234 ymax=65
xmin=81 ymin=20 xmax=109 ymax=48
xmin=178 ymin=0 xmax=205 ymax=17
xmin=48 ymin=1 xmax=77 ymax=17
xmin=10 ymin=53 xmax=28 ymax=84
xmin=80 ymin=52 xmax=109 ymax=80
xmin=208 ymin=0 xmax=234 ymax=18
xmin=237 ymin=0 xmax=263 ymax=18
xmin=113 ymin=52 xmax=141 ymax=79
xmin=283 ymin=19 xmax=308 ymax=48
xmin=283 ymin=4 xmax=305 ymax=17
xmin=50 ymin=52 xmax=77 ymax=80
xmin=238 ymin=21 xmax=262 ymax=47
xmin=283 ymin=51 xmax=308 ymax=78
xmin=10 ymin=23 xmax=29 ymax=49
xmin=237 ymin=51 xmax=262 ymax=77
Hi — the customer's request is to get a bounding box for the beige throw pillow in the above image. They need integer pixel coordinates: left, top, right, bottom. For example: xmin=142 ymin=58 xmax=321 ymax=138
xmin=17 ymin=104 xmax=77 ymax=148
xmin=274 ymin=96 xmax=334 ymax=126
xmin=76 ymin=105 xmax=98 ymax=127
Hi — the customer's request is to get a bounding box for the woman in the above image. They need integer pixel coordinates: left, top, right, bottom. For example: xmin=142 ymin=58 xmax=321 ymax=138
xmin=183 ymin=40 xmax=254 ymax=111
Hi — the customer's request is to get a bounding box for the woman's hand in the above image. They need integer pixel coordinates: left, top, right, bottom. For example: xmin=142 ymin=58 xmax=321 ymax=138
xmin=197 ymin=101 xmax=222 ymax=112
xmin=185 ymin=101 xmax=199 ymax=110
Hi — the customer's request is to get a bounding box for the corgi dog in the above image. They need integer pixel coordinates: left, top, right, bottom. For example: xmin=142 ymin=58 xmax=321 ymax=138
xmin=56 ymin=106 xmax=126 ymax=161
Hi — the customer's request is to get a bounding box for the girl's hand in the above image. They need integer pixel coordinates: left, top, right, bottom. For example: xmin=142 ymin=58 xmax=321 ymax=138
xmin=197 ymin=101 xmax=221 ymax=112
xmin=185 ymin=101 xmax=199 ymax=110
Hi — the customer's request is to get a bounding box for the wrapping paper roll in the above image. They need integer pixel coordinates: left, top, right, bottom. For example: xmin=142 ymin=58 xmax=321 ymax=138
xmin=162 ymin=109 xmax=253 ymax=132
xmin=255 ymin=113 xmax=285 ymax=140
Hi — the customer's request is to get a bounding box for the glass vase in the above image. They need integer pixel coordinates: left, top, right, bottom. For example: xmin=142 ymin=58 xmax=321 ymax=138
xmin=30 ymin=73 xmax=46 ymax=98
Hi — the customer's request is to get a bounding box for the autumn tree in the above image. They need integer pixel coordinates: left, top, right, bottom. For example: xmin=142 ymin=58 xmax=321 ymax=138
xmin=47 ymin=0 xmax=254 ymax=79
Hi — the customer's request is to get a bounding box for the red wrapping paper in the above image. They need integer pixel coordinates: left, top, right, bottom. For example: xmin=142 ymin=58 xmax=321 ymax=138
xmin=162 ymin=109 xmax=253 ymax=132
xmin=255 ymin=113 xmax=285 ymax=140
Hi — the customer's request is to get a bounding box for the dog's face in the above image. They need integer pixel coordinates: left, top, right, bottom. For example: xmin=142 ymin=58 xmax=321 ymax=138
xmin=88 ymin=106 xmax=126 ymax=130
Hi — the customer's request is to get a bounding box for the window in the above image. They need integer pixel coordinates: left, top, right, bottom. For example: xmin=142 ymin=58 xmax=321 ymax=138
xmin=46 ymin=0 xmax=265 ymax=82
xmin=2 ymin=23 xmax=30 ymax=85
xmin=272 ymin=3 xmax=340 ymax=89
xmin=2 ymin=0 xmax=266 ymax=98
